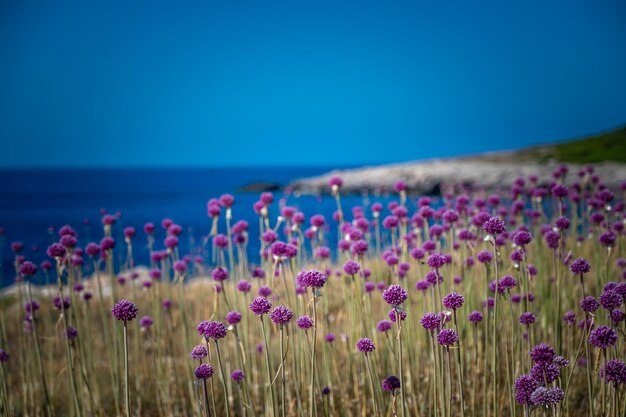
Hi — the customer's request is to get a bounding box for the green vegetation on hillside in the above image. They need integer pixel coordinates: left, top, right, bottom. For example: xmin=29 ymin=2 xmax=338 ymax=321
xmin=520 ymin=126 xmax=626 ymax=164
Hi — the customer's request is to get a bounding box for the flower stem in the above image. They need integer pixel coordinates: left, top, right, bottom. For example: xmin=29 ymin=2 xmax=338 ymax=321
xmin=261 ymin=317 xmax=277 ymax=417
xmin=215 ymin=341 xmax=230 ymax=417
xmin=123 ymin=321 xmax=130 ymax=417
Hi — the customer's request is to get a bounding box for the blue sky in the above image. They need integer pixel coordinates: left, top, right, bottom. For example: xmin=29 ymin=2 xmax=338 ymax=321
xmin=1 ymin=0 xmax=625 ymax=167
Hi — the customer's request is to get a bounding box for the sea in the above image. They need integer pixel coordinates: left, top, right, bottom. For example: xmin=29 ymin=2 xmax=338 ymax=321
xmin=0 ymin=167 xmax=383 ymax=287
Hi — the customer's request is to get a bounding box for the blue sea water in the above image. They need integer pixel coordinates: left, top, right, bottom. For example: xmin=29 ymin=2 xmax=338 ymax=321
xmin=0 ymin=167 xmax=375 ymax=287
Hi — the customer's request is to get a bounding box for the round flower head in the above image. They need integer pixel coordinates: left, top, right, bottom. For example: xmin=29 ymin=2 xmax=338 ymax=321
xmin=519 ymin=312 xmax=536 ymax=326
xmin=325 ymin=333 xmax=335 ymax=343
xmin=442 ymin=292 xmax=464 ymax=310
xmin=111 ymin=300 xmax=138 ymax=322
xmin=420 ymin=312 xmax=441 ymax=331
xmin=388 ymin=309 xmax=407 ymax=322
xmin=437 ymin=328 xmax=458 ymax=347
xmin=258 ymin=285 xmax=272 ymax=297
xmin=427 ymin=253 xmax=446 ymax=269
xmin=570 ymin=258 xmax=591 ymax=275
xmin=483 ymin=216 xmax=506 ymax=235
xmin=225 ymin=311 xmax=242 ymax=325
xmin=231 ymin=369 xmax=245 ymax=382
xmin=468 ymin=311 xmax=483 ymax=323
xmin=356 ymin=338 xmax=375 ymax=353
xmin=601 ymin=360 xmax=626 ymax=386
xmin=382 ymin=284 xmax=407 ymax=306
xmin=296 ymin=315 xmax=314 ymax=330
xmin=196 ymin=321 xmax=227 ymax=340
xmin=588 ymin=325 xmax=618 ymax=349
xmin=477 ymin=250 xmax=493 ymax=264
xmin=269 ymin=305 xmax=294 ymax=326
xmin=65 ymin=326 xmax=78 ymax=340
xmin=377 ymin=320 xmax=392 ymax=333
xmin=249 ymin=297 xmax=272 ymax=316
xmin=297 ymin=270 xmax=327 ymax=288
xmin=19 ymin=261 xmax=37 ymax=277
xmin=382 ymin=375 xmax=401 ymax=393
xmin=237 ymin=280 xmax=252 ymax=293
xmin=530 ymin=363 xmax=560 ymax=384
xmin=529 ymin=343 xmax=555 ymax=365
xmin=191 ymin=345 xmax=208 ymax=361
xmin=531 ymin=387 xmax=565 ymax=407
xmin=580 ymin=296 xmax=599 ymax=313
xmin=211 ymin=267 xmax=229 ymax=282
xmin=139 ymin=315 xmax=154 ymax=328
xmin=322 ymin=386 xmax=331 ymax=396
xmin=514 ymin=374 xmax=538 ymax=405
xmin=599 ymin=290 xmax=622 ymax=311
xmin=0 ymin=349 xmax=8 ymax=363
xmin=343 ymin=260 xmax=360 ymax=276
xmin=47 ymin=243 xmax=66 ymax=259
xmin=499 ymin=275 xmax=517 ymax=290
xmin=194 ymin=363 xmax=214 ymax=380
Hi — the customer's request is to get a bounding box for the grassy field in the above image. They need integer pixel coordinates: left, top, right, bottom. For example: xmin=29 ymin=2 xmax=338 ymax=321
xmin=0 ymin=169 xmax=624 ymax=417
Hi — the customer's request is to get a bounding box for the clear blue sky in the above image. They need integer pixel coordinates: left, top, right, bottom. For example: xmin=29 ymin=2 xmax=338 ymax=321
xmin=1 ymin=0 xmax=625 ymax=167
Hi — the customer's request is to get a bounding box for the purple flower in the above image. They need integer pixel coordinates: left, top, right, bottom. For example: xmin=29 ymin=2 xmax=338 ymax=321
xmin=563 ymin=311 xmax=576 ymax=326
xmin=530 ymin=363 xmax=560 ymax=384
xmin=580 ymin=296 xmax=599 ymax=313
xmin=530 ymin=387 xmax=564 ymax=407
xmin=382 ymin=284 xmax=407 ymax=306
xmin=529 ymin=343 xmax=555 ymax=365
xmin=437 ymin=328 xmax=458 ymax=347
xmin=196 ymin=321 xmax=227 ymax=340
xmin=519 ymin=312 xmax=536 ymax=326
xmin=195 ymin=363 xmax=214 ymax=380
xmin=599 ymin=290 xmax=622 ymax=311
xmin=343 ymin=260 xmax=360 ymax=276
xmin=191 ymin=345 xmax=208 ymax=361
xmin=258 ymin=285 xmax=272 ymax=297
xmin=570 ymin=258 xmax=591 ymax=275
xmin=468 ymin=311 xmax=483 ymax=323
xmin=100 ymin=237 xmax=116 ymax=251
xmin=325 ymin=333 xmax=335 ymax=343
xmin=19 ymin=261 xmax=37 ymax=277
xmin=514 ymin=374 xmax=538 ymax=405
xmin=297 ymin=270 xmax=327 ymax=288
xmin=211 ymin=267 xmax=229 ymax=282
xmin=111 ymin=300 xmax=138 ymax=322
xmin=389 ymin=309 xmax=407 ymax=322
xmin=382 ymin=375 xmax=401 ymax=393
xmin=231 ymin=369 xmax=245 ymax=382
xmin=442 ymin=292 xmax=464 ymax=310
xmin=296 ymin=315 xmax=314 ymax=330
xmin=483 ymin=217 xmax=506 ymax=235
xmin=477 ymin=250 xmax=493 ymax=264
xmin=499 ymin=275 xmax=517 ymax=290
xmin=237 ymin=280 xmax=252 ymax=293
xmin=47 ymin=243 xmax=66 ymax=259
xmin=66 ymin=326 xmax=78 ymax=340
xmin=420 ymin=313 xmax=441 ymax=331
xmin=377 ymin=320 xmax=392 ymax=333
xmin=601 ymin=360 xmax=626 ymax=386
xmin=588 ymin=325 xmax=618 ymax=349
xmin=0 ymin=349 xmax=8 ymax=363
xmin=513 ymin=231 xmax=532 ymax=247
xmin=139 ymin=315 xmax=154 ymax=328
xmin=249 ymin=297 xmax=272 ymax=316
xmin=269 ymin=305 xmax=294 ymax=326
xmin=356 ymin=338 xmax=375 ymax=353
xmin=225 ymin=311 xmax=242 ymax=325
xmin=427 ymin=253 xmax=446 ymax=269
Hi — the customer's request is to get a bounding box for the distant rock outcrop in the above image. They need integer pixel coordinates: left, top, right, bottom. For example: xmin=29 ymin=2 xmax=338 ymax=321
xmin=288 ymin=153 xmax=626 ymax=196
